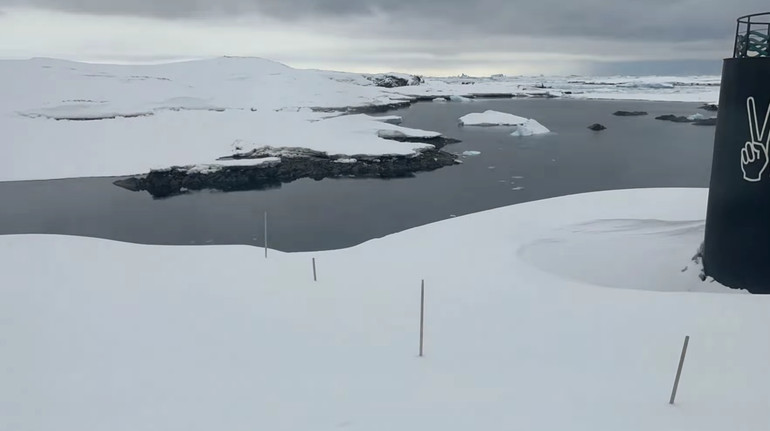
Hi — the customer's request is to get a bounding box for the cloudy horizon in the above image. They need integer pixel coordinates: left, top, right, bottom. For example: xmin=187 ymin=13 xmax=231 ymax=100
xmin=0 ymin=1 xmax=762 ymax=76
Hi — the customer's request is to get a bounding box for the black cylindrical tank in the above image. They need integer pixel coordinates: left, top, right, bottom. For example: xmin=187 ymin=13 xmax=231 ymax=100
xmin=704 ymin=13 xmax=770 ymax=293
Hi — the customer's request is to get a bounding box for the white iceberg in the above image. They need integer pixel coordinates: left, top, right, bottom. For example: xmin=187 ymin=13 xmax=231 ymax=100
xmin=511 ymin=119 xmax=551 ymax=136
xmin=459 ymin=110 xmax=529 ymax=126
xmin=459 ymin=110 xmax=550 ymax=136
xmin=462 ymin=150 xmax=481 ymax=156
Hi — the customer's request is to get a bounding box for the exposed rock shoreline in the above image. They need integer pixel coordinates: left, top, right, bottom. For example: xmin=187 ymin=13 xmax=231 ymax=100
xmin=114 ymin=136 xmax=461 ymax=198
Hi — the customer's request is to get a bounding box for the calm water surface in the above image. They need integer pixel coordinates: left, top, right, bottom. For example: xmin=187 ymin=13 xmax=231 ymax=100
xmin=0 ymin=98 xmax=716 ymax=251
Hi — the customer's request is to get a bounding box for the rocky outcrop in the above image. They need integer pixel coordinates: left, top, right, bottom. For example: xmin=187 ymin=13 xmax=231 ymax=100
xmin=655 ymin=114 xmax=695 ymax=123
xmin=655 ymin=114 xmax=717 ymax=126
xmin=114 ymin=136 xmax=461 ymax=198
xmin=692 ymin=118 xmax=717 ymax=126
xmin=699 ymin=103 xmax=719 ymax=112
xmin=613 ymin=111 xmax=648 ymax=116
xmin=366 ymin=74 xmax=423 ymax=88
xmin=588 ymin=123 xmax=607 ymax=131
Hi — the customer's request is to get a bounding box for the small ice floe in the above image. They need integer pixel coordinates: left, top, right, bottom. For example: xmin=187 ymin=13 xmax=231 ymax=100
xmin=459 ymin=110 xmax=550 ymax=136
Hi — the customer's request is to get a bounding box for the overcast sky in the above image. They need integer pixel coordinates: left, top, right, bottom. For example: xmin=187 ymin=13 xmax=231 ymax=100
xmin=0 ymin=0 xmax=764 ymax=75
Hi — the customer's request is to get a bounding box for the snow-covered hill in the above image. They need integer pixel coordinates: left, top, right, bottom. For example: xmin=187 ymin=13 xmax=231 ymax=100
xmin=3 ymin=188 xmax=767 ymax=431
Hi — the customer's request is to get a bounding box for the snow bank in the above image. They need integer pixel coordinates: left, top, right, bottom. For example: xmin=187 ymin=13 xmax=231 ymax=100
xmin=2 ymin=188 xmax=768 ymax=431
xmin=0 ymin=58 xmax=444 ymax=181
xmin=17 ymin=101 xmax=154 ymax=120
xmin=0 ymin=105 xmax=439 ymax=181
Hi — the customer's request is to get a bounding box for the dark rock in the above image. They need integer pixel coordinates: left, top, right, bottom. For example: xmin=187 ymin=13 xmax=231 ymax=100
xmin=588 ymin=123 xmax=607 ymax=131
xmin=693 ymin=118 xmax=718 ymax=126
xmin=655 ymin=114 xmax=693 ymax=123
xmin=228 ymin=146 xmax=328 ymax=160
xmin=699 ymin=103 xmax=719 ymax=112
xmin=113 ymin=176 xmax=145 ymax=192
xmin=134 ymin=149 xmax=458 ymax=198
xmin=366 ymin=74 xmax=422 ymax=88
xmin=692 ymin=242 xmax=707 ymax=281
xmin=613 ymin=111 xmax=648 ymax=116
xmin=528 ymin=92 xmax=559 ymax=99
xmin=115 ymin=135 xmax=462 ymax=198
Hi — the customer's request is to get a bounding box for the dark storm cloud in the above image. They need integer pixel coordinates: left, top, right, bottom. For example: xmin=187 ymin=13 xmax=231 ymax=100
xmin=0 ymin=0 xmax=764 ymax=43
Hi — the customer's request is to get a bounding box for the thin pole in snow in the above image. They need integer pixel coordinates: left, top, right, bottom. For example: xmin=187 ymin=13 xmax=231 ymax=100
xmin=669 ymin=335 xmax=690 ymax=405
xmin=264 ymin=211 xmax=268 ymax=258
xmin=419 ymin=279 xmax=425 ymax=357
xmin=312 ymin=258 xmax=317 ymax=282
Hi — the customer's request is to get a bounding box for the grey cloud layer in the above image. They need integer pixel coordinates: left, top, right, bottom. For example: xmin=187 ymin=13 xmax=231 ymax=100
xmin=0 ymin=0 xmax=764 ymax=42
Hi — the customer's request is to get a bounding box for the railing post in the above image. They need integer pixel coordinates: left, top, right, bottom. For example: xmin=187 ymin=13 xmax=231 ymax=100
xmin=746 ymin=21 xmax=752 ymax=57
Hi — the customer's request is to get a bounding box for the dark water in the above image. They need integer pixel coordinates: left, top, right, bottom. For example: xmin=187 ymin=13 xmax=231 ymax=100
xmin=0 ymin=98 xmax=716 ymax=251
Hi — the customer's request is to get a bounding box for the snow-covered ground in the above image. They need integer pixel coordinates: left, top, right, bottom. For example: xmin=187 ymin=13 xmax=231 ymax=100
xmin=0 ymin=57 xmax=719 ymax=182
xmin=4 ymin=188 xmax=768 ymax=431
xmin=0 ymin=58 xmax=434 ymax=181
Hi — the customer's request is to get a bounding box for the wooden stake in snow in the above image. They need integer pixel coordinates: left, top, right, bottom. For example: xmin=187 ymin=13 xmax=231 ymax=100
xmin=419 ymin=279 xmax=425 ymax=357
xmin=264 ymin=211 xmax=268 ymax=258
xmin=669 ymin=335 xmax=690 ymax=405
xmin=312 ymin=257 xmax=317 ymax=282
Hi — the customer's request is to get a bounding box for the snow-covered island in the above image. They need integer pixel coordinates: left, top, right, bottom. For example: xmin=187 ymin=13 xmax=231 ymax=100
xmin=0 ymin=57 xmax=720 ymax=195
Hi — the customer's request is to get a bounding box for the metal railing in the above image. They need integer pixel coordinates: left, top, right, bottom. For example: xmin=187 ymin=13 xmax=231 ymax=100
xmin=734 ymin=13 xmax=770 ymax=58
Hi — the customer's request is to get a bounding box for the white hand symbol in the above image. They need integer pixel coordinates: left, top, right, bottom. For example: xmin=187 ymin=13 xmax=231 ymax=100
xmin=741 ymin=97 xmax=770 ymax=182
